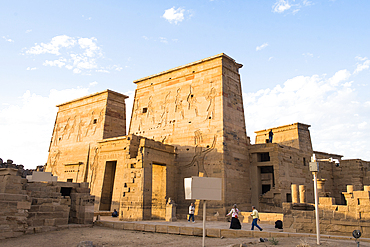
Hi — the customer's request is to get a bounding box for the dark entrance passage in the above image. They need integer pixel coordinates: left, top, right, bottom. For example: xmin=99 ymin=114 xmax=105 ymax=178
xmin=99 ymin=161 xmax=117 ymax=211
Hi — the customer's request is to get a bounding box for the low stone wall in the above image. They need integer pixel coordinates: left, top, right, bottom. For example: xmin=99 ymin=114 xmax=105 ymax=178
xmin=0 ymin=168 xmax=94 ymax=240
xmin=283 ymin=186 xmax=370 ymax=238
xmin=240 ymin=212 xmax=283 ymax=224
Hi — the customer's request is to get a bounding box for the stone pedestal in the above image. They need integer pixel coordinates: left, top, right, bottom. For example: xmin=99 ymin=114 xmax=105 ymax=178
xmin=299 ymin=185 xmax=306 ymax=203
xmin=364 ymin=186 xmax=370 ymax=192
xmin=291 ymin=184 xmax=299 ymax=204
xmin=347 ymin=185 xmax=354 ymax=193
xmin=317 ymin=179 xmax=327 ymax=197
xmin=165 ymin=198 xmax=177 ymax=222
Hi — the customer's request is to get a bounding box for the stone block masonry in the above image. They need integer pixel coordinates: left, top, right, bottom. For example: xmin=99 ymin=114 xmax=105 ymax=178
xmin=0 ymin=168 xmax=94 ymax=240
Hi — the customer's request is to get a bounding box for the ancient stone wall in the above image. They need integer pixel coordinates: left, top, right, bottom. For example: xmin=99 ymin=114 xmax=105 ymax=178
xmin=283 ymin=186 xmax=370 ymax=237
xmin=129 ymin=53 xmax=250 ymax=215
xmin=90 ymin=134 xmax=176 ymax=220
xmin=0 ymin=168 xmax=94 ymax=240
xmin=45 ymin=90 xmax=128 ymax=182
xmin=249 ymin=143 xmax=313 ymax=212
xmin=255 ymin=123 xmax=313 ymax=153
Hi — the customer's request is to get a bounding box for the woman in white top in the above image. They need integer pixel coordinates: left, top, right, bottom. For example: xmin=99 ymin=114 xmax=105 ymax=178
xmin=226 ymin=204 xmax=241 ymax=229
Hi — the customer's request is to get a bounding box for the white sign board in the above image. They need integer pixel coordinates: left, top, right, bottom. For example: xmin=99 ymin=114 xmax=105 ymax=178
xmin=184 ymin=176 xmax=222 ymax=200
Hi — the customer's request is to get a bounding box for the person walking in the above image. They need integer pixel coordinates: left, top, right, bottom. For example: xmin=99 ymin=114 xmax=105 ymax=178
xmin=226 ymin=204 xmax=241 ymax=229
xmin=188 ymin=203 xmax=195 ymax=223
xmin=250 ymin=206 xmax=263 ymax=231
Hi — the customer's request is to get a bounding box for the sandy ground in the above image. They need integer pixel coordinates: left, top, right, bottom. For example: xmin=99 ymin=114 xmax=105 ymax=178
xmin=1 ymin=226 xmax=368 ymax=247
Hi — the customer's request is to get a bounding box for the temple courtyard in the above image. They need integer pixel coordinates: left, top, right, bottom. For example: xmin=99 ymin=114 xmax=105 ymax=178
xmin=1 ymin=218 xmax=368 ymax=247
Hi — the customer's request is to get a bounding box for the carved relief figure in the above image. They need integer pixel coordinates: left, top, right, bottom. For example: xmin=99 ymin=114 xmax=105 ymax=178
xmin=194 ymin=130 xmax=203 ymax=145
xmin=60 ymin=117 xmax=70 ymax=140
xmin=134 ymin=99 xmax=140 ymax=120
xmin=175 ymin=88 xmax=184 ymax=119
xmin=93 ymin=108 xmax=104 ymax=135
xmin=206 ymin=87 xmax=216 ymax=120
xmin=85 ymin=111 xmax=95 ymax=137
xmin=185 ymin=135 xmax=217 ymax=177
xmin=187 ymin=86 xmax=198 ymax=117
xmin=49 ymin=149 xmax=61 ymax=176
xmin=68 ymin=116 xmax=77 ymax=139
xmin=76 ymin=117 xmax=83 ymax=142
xmin=159 ymin=92 xmax=171 ymax=127
xmin=53 ymin=123 xmax=59 ymax=146
xmin=147 ymin=96 xmax=155 ymax=124
xmin=89 ymin=147 xmax=100 ymax=191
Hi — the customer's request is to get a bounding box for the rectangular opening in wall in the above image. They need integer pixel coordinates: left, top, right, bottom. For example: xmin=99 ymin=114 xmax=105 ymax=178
xmin=262 ymin=184 xmax=271 ymax=194
xmin=257 ymin=152 xmax=270 ymax=162
xmin=99 ymin=160 xmax=117 ymax=211
xmin=60 ymin=187 xmax=72 ymax=197
xmin=66 ymin=178 xmax=73 ymax=182
xmin=340 ymin=193 xmax=347 ymax=205
xmin=259 ymin=165 xmax=275 ymax=193
xmin=151 ymin=163 xmax=166 ymax=220
xmin=286 ymin=193 xmax=292 ymax=202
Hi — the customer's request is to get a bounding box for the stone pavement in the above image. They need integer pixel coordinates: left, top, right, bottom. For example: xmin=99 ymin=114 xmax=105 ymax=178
xmin=94 ymin=216 xmax=370 ymax=242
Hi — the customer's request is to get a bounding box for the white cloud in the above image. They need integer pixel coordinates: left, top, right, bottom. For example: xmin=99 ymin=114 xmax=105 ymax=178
xmin=244 ymin=68 xmax=370 ymax=161
xmin=2 ymin=36 xmax=14 ymax=42
xmin=268 ymin=57 xmax=274 ymax=61
xmin=354 ymin=59 xmax=370 ymax=74
xmin=256 ymin=43 xmax=268 ymax=51
xmin=73 ymin=68 xmax=82 ymax=74
xmin=26 ymin=29 xmax=32 ymax=33
xmin=272 ymin=0 xmax=291 ymax=13
xmin=0 ymin=87 xmax=91 ymax=169
xmin=26 ymin=67 xmax=37 ymax=71
xmin=302 ymin=52 xmax=313 ymax=57
xmin=89 ymin=81 xmax=98 ymax=86
xmin=23 ymin=35 xmax=123 ymax=74
xmin=160 ymin=37 xmax=168 ymax=44
xmin=355 ymin=56 xmax=368 ymax=61
xmin=328 ymin=69 xmax=351 ymax=86
xmin=43 ymin=58 xmax=66 ymax=68
xmin=272 ymin=0 xmax=312 ymax=14
xmin=96 ymin=69 xmax=109 ymax=73
xmin=162 ymin=7 xmax=185 ymax=24
xmin=26 ymin=35 xmax=76 ymax=55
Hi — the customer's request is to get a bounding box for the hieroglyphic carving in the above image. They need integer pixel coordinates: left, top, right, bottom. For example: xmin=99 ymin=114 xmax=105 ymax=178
xmin=184 ymin=135 xmax=217 ymax=177
xmin=159 ymin=92 xmax=171 ymax=127
xmin=175 ymin=88 xmax=184 ymax=119
xmin=187 ymin=86 xmax=198 ymax=116
xmin=206 ymin=87 xmax=216 ymax=120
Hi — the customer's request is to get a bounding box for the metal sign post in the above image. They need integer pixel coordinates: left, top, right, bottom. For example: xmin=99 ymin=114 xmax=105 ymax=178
xmin=313 ymin=171 xmax=320 ymax=245
xmin=202 ymin=201 xmax=206 ymax=247
xmin=184 ymin=177 xmax=222 ymax=247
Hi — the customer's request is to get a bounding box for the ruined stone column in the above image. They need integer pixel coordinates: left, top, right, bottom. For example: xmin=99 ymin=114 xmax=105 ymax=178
xmin=347 ymin=185 xmax=354 ymax=193
xmin=364 ymin=186 xmax=370 ymax=192
xmin=317 ymin=179 xmax=326 ymax=197
xmin=299 ymin=185 xmax=306 ymax=203
xmin=291 ymin=184 xmax=299 ymax=204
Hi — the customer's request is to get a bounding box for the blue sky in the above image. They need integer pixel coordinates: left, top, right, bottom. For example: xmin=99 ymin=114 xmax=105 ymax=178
xmin=1 ymin=0 xmax=369 ymax=168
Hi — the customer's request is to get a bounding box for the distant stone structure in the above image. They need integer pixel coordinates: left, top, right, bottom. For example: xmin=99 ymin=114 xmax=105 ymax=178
xmin=41 ymin=53 xmax=369 ymax=227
